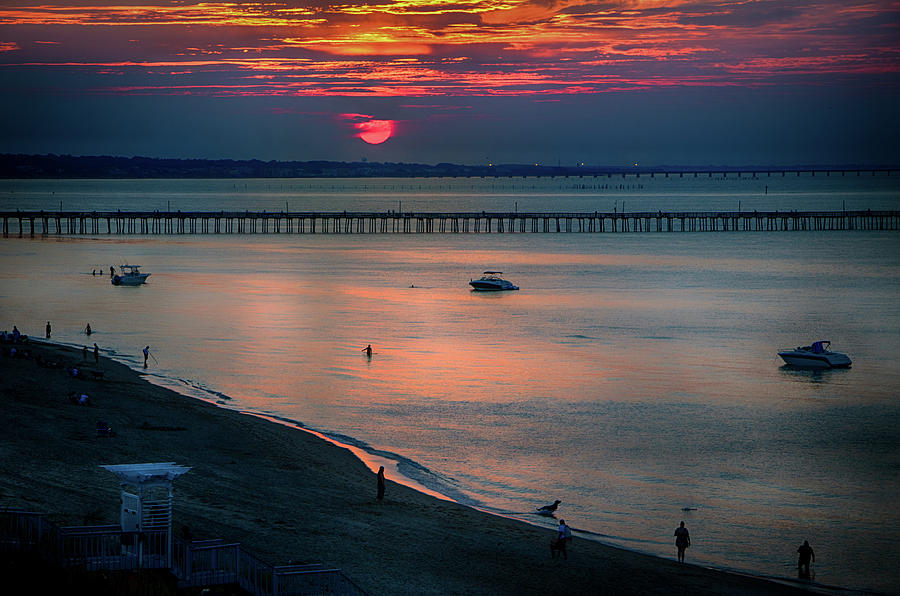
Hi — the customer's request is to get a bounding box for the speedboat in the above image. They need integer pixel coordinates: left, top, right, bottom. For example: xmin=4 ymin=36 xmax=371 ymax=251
xmin=111 ymin=264 xmax=150 ymax=286
xmin=778 ymin=340 xmax=851 ymax=368
xmin=469 ymin=271 xmax=519 ymax=291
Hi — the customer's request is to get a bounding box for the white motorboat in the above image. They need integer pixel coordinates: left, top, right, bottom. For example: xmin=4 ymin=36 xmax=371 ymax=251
xmin=778 ymin=340 xmax=851 ymax=368
xmin=111 ymin=264 xmax=151 ymax=286
xmin=469 ymin=271 xmax=519 ymax=291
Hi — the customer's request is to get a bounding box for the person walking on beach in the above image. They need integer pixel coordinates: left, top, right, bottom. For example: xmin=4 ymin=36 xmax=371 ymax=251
xmin=376 ymin=466 xmax=385 ymax=501
xmin=674 ymin=521 xmax=691 ymax=563
xmin=46 ymin=321 xmax=51 ymax=339
xmin=797 ymin=540 xmax=815 ymax=579
xmin=93 ymin=343 xmax=99 ymax=364
xmin=143 ymin=345 xmax=150 ymax=368
xmin=552 ymin=519 xmax=572 ymax=559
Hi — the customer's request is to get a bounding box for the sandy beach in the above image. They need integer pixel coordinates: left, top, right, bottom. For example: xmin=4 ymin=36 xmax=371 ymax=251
xmin=1 ymin=338 xmax=821 ymax=595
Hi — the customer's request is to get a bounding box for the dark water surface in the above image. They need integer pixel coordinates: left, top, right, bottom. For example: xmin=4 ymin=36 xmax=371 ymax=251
xmin=2 ymin=176 xmax=899 ymax=593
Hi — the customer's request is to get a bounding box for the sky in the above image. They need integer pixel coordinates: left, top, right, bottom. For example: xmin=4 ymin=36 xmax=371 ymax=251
xmin=1 ymin=0 xmax=899 ymax=166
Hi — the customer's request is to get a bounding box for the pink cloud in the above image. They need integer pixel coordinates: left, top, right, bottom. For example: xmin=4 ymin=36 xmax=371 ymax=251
xmin=0 ymin=0 xmax=897 ymax=98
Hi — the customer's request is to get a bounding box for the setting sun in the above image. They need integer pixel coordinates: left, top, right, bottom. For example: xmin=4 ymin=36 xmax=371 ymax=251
xmin=355 ymin=119 xmax=394 ymax=144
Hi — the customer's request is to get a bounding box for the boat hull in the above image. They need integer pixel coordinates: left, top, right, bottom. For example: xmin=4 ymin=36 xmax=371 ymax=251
xmin=778 ymin=351 xmax=851 ymax=369
xmin=112 ymin=274 xmax=150 ymax=286
xmin=469 ymin=281 xmax=518 ymax=291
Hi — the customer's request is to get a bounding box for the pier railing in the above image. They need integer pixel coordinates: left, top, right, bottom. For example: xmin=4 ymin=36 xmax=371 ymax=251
xmin=2 ymin=209 xmax=899 ymax=237
xmin=1 ymin=509 xmax=368 ymax=595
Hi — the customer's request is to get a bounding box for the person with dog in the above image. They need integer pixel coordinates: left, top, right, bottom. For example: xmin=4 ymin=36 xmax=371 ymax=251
xmin=674 ymin=521 xmax=691 ymax=563
xmin=552 ymin=519 xmax=572 ymax=559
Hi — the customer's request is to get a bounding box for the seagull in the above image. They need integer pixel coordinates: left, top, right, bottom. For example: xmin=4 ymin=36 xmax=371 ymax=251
xmin=536 ymin=500 xmax=561 ymax=515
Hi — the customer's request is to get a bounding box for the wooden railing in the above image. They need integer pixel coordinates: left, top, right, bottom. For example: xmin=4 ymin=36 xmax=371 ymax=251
xmin=1 ymin=510 xmax=368 ymax=595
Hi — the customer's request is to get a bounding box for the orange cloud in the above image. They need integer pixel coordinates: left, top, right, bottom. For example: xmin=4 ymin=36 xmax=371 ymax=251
xmin=1 ymin=0 xmax=897 ymax=98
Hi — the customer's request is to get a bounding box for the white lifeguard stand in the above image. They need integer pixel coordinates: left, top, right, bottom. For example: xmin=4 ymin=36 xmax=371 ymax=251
xmin=101 ymin=462 xmax=190 ymax=568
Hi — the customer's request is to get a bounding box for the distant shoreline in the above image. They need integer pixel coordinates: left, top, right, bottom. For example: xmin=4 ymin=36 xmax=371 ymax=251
xmin=2 ymin=153 xmax=897 ymax=179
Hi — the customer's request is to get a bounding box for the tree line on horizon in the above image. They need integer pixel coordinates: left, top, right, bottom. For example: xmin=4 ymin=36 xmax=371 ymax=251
xmin=0 ymin=153 xmax=892 ymax=179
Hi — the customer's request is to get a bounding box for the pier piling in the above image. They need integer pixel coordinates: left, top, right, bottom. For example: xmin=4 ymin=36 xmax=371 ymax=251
xmin=2 ymin=210 xmax=898 ymax=237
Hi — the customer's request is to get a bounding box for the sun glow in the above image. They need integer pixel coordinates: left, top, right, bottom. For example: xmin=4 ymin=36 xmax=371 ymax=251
xmin=352 ymin=118 xmax=395 ymax=144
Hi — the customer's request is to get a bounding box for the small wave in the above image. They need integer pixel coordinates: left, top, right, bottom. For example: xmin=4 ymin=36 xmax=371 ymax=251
xmin=262 ymin=413 xmax=307 ymax=429
xmin=177 ymin=378 xmax=233 ymax=401
xmin=313 ymin=437 xmax=480 ymax=507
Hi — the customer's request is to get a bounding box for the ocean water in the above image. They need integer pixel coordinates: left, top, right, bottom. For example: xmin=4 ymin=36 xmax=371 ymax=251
xmin=2 ymin=176 xmax=900 ymax=594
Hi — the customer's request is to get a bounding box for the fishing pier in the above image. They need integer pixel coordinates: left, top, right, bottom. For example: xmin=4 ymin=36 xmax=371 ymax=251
xmin=3 ymin=209 xmax=899 ymax=237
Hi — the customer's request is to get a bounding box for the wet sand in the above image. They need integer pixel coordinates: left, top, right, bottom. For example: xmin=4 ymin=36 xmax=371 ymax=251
xmin=0 ymin=339 xmax=819 ymax=595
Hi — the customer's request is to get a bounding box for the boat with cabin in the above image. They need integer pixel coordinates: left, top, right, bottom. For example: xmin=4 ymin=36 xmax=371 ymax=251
xmin=111 ymin=264 xmax=151 ymax=286
xmin=778 ymin=340 xmax=851 ymax=368
xmin=469 ymin=271 xmax=519 ymax=291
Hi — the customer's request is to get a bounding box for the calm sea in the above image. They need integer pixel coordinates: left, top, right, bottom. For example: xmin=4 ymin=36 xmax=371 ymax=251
xmin=3 ymin=175 xmax=900 ymax=594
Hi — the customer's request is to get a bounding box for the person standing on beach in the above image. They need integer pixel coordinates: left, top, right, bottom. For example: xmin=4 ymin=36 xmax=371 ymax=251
xmin=376 ymin=466 xmax=385 ymax=501
xmin=93 ymin=343 xmax=99 ymax=364
xmin=143 ymin=345 xmax=150 ymax=368
xmin=674 ymin=521 xmax=691 ymax=563
xmin=46 ymin=321 xmax=51 ymax=339
xmin=797 ymin=540 xmax=815 ymax=578
xmin=553 ymin=519 xmax=572 ymax=559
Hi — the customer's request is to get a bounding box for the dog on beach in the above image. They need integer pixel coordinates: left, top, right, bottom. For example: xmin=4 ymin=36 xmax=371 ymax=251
xmin=537 ymin=500 xmax=561 ymax=516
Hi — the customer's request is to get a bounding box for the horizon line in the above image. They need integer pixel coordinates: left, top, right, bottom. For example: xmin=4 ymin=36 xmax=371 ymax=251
xmin=2 ymin=153 xmax=898 ymax=173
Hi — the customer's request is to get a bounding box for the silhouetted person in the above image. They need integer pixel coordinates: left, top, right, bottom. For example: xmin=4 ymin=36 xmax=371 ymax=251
xmin=46 ymin=321 xmax=51 ymax=339
xmin=674 ymin=521 xmax=691 ymax=563
xmin=82 ymin=346 xmax=88 ymax=360
xmin=797 ymin=540 xmax=815 ymax=579
xmin=93 ymin=343 xmax=99 ymax=364
xmin=552 ymin=519 xmax=571 ymax=559
xmin=143 ymin=345 xmax=150 ymax=368
xmin=376 ymin=466 xmax=385 ymax=501
xmin=109 ymin=266 xmax=115 ymax=277
xmin=363 ymin=344 xmax=373 ymax=357
xmin=85 ymin=323 xmax=92 ymax=335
